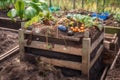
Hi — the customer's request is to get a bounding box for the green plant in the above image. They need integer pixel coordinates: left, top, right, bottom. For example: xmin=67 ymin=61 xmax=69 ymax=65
xmin=73 ymin=14 xmax=94 ymax=28
xmin=114 ymin=12 xmax=120 ymax=22
xmin=0 ymin=0 xmax=15 ymax=10
xmin=24 ymin=11 xmax=54 ymax=28
xmin=67 ymin=13 xmax=103 ymax=31
xmin=7 ymin=0 xmax=48 ymax=20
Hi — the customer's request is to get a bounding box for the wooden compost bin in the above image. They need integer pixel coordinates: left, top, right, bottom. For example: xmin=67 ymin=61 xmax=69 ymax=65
xmin=19 ymin=28 xmax=104 ymax=80
xmin=105 ymin=26 xmax=120 ymax=46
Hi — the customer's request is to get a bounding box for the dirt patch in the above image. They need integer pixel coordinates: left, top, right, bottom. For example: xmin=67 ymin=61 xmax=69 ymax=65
xmin=0 ymin=29 xmax=18 ymax=54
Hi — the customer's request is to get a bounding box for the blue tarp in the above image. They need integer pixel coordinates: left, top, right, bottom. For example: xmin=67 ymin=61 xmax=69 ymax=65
xmin=91 ymin=12 xmax=110 ymax=20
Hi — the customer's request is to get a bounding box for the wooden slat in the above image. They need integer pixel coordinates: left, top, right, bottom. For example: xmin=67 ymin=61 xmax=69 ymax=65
xmin=40 ymin=57 xmax=81 ymax=71
xmin=24 ymin=41 xmax=82 ymax=56
xmin=114 ymin=37 xmax=118 ymax=44
xmin=104 ymin=40 xmax=110 ymax=49
xmin=24 ymin=30 xmax=80 ymax=42
xmin=100 ymin=66 xmax=109 ymax=80
xmin=0 ymin=27 xmax=18 ymax=32
xmin=0 ymin=45 xmax=19 ymax=61
xmin=19 ymin=29 xmax=25 ymax=60
xmin=0 ymin=17 xmax=11 ymax=20
xmin=105 ymin=33 xmax=117 ymax=38
xmin=90 ymin=45 xmax=104 ymax=68
xmin=90 ymin=33 xmax=104 ymax=53
xmin=82 ymin=37 xmax=91 ymax=76
xmin=110 ymin=49 xmax=120 ymax=70
xmin=105 ymin=26 xmax=120 ymax=29
xmin=113 ymin=37 xmax=119 ymax=54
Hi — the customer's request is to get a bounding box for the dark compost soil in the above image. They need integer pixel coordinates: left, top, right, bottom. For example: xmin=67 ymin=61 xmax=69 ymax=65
xmin=0 ymin=29 xmax=18 ymax=54
xmin=105 ymin=50 xmax=120 ymax=80
xmin=0 ymin=10 xmax=8 ymax=17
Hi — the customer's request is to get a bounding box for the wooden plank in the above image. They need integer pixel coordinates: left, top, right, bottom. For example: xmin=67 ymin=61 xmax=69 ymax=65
xmin=24 ymin=30 xmax=80 ymax=42
xmin=105 ymin=33 xmax=117 ymax=40
xmin=112 ymin=33 xmax=117 ymax=43
xmin=90 ymin=45 xmax=104 ymax=69
xmin=0 ymin=27 xmax=18 ymax=32
xmin=110 ymin=49 xmax=120 ymax=70
xmin=0 ymin=17 xmax=11 ymax=20
xmin=114 ymin=37 xmax=118 ymax=54
xmin=105 ymin=26 xmax=120 ymax=30
xmin=40 ymin=57 xmax=81 ymax=71
xmin=0 ymin=45 xmax=19 ymax=61
xmin=82 ymin=37 xmax=91 ymax=76
xmin=114 ymin=37 xmax=118 ymax=44
xmin=19 ymin=29 xmax=25 ymax=60
xmin=104 ymin=40 xmax=110 ymax=49
xmin=24 ymin=41 xmax=82 ymax=56
xmin=90 ymin=33 xmax=104 ymax=53
xmin=100 ymin=66 xmax=109 ymax=80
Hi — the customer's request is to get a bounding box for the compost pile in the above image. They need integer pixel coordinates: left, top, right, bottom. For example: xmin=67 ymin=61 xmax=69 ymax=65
xmin=0 ymin=30 xmax=18 ymax=54
xmin=105 ymin=52 xmax=120 ymax=80
xmin=0 ymin=55 xmax=86 ymax=80
xmin=103 ymin=15 xmax=120 ymax=27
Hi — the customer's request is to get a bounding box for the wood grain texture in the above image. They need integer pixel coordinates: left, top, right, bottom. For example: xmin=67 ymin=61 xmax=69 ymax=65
xmin=40 ymin=56 xmax=81 ymax=70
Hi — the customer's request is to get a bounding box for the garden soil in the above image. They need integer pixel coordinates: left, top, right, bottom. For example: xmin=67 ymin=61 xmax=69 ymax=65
xmin=105 ymin=51 xmax=120 ymax=80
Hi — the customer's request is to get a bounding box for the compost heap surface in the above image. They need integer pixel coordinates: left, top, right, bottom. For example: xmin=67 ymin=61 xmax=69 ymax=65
xmin=105 ymin=51 xmax=120 ymax=80
xmin=103 ymin=15 xmax=120 ymax=27
xmin=0 ymin=54 xmax=87 ymax=80
xmin=0 ymin=30 xmax=18 ymax=54
xmin=56 ymin=10 xmax=120 ymax=27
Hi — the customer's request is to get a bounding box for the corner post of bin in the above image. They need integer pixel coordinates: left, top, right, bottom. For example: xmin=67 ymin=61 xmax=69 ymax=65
xmin=82 ymin=30 xmax=91 ymax=78
xmin=19 ymin=22 xmax=25 ymax=61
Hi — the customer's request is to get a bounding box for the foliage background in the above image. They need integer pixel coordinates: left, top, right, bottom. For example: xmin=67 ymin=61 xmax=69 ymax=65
xmin=45 ymin=0 xmax=120 ymax=13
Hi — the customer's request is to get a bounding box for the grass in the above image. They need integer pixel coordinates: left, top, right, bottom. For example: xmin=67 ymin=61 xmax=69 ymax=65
xmin=46 ymin=0 xmax=120 ymax=13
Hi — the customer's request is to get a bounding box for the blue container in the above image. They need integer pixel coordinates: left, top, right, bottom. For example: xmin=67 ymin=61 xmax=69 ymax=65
xmin=98 ymin=14 xmax=107 ymax=20
xmin=91 ymin=12 xmax=110 ymax=20
xmin=91 ymin=12 xmax=98 ymax=17
xmin=49 ymin=6 xmax=60 ymax=12
xmin=58 ymin=25 xmax=67 ymax=32
xmin=101 ymin=12 xmax=110 ymax=17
